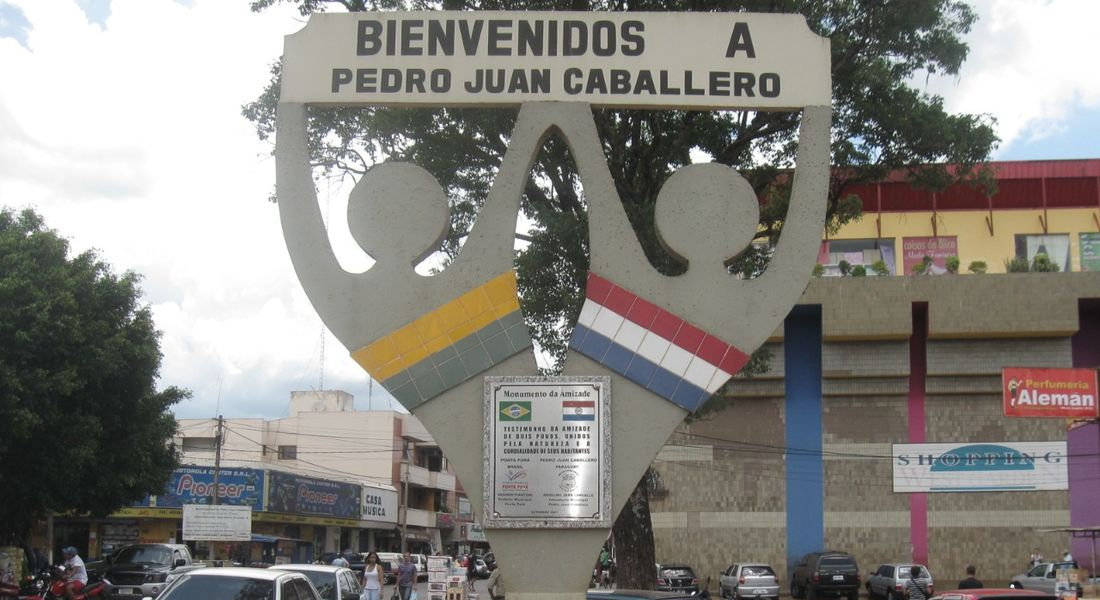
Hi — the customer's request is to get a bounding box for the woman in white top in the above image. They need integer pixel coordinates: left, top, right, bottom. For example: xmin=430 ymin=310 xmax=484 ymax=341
xmin=361 ymin=551 xmax=385 ymax=600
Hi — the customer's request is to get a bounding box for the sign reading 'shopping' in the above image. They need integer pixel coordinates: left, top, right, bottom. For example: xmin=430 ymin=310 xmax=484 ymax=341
xmin=281 ymin=12 xmax=830 ymax=109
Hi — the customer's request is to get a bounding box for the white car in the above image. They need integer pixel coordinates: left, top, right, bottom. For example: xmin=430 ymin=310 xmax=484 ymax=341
xmin=151 ymin=566 xmax=322 ymax=600
xmin=273 ymin=564 xmax=363 ymax=600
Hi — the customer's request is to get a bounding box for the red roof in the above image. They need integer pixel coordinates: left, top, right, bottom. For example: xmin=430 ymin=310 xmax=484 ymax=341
xmin=844 ymin=159 xmax=1100 ymax=212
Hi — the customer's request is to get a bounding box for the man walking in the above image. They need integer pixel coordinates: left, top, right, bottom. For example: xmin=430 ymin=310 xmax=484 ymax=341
xmin=957 ymin=565 xmax=983 ymax=589
xmin=397 ymin=552 xmax=417 ymax=600
xmin=487 ymin=566 xmax=506 ymax=600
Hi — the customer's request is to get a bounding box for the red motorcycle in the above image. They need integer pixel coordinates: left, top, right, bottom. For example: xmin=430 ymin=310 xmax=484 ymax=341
xmin=0 ymin=567 xmax=109 ymax=600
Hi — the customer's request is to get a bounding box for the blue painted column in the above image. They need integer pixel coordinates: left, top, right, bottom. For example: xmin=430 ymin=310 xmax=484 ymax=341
xmin=785 ymin=305 xmax=824 ymax=574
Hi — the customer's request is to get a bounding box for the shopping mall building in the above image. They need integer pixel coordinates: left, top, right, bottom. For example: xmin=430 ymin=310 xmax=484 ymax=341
xmin=651 ymin=158 xmax=1100 ymax=584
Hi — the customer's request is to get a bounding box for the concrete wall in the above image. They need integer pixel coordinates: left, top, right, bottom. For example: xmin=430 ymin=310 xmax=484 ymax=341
xmin=651 ymin=272 xmax=1100 ymax=588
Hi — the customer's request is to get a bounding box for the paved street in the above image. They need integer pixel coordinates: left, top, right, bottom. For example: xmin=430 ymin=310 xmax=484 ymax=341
xmin=405 ymin=576 xmax=491 ymax=599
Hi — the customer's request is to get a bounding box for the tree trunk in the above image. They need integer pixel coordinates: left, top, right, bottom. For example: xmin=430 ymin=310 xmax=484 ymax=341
xmin=612 ymin=468 xmax=657 ymax=590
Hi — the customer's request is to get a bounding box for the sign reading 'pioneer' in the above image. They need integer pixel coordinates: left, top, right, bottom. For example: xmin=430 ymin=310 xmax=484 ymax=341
xmin=281 ymin=12 xmax=830 ymax=109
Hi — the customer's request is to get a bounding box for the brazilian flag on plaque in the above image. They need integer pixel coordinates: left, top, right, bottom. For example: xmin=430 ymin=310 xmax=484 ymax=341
xmin=499 ymin=401 xmax=532 ymax=421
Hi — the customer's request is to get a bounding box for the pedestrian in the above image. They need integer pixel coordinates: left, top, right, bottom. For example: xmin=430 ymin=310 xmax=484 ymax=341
xmin=361 ymin=552 xmax=385 ymax=600
xmin=1062 ymin=550 xmax=1075 ymax=563
xmin=904 ymin=566 xmax=929 ymax=600
xmin=396 ymin=552 xmax=417 ymax=600
xmin=60 ymin=547 xmax=88 ymax=600
xmin=957 ymin=565 xmax=983 ymax=589
xmin=1030 ymin=548 xmax=1044 ymax=567
xmin=487 ymin=566 xmax=506 ymax=600
xmin=333 ymin=552 xmax=350 ymax=568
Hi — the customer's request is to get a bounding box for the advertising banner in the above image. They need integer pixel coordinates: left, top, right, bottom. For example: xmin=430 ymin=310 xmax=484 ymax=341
xmin=281 ymin=12 xmax=831 ymax=110
xmin=893 ymin=441 xmax=1068 ymax=492
xmin=484 ymin=376 xmax=611 ymax=528
xmin=361 ymin=486 xmax=398 ymax=523
xmin=268 ymin=471 xmax=362 ymax=519
xmin=182 ymin=505 xmax=252 ymax=541
xmin=1081 ymin=232 xmax=1100 ymax=271
xmin=1003 ymin=367 xmax=1098 ymax=418
xmin=902 ymin=236 xmax=958 ymax=275
xmin=156 ymin=465 xmax=264 ymax=509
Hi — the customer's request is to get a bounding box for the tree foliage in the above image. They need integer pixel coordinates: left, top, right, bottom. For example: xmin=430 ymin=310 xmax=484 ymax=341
xmin=0 ymin=208 xmax=185 ymax=542
xmin=247 ymin=0 xmax=998 ymax=588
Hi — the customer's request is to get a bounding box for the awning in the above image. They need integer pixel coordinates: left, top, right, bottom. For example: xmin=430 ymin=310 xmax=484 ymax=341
xmin=250 ymin=534 xmax=308 ymax=544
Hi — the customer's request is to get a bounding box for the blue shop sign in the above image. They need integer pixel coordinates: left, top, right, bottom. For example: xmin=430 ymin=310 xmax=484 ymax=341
xmin=267 ymin=471 xmax=361 ymax=519
xmin=157 ymin=465 xmax=265 ymax=508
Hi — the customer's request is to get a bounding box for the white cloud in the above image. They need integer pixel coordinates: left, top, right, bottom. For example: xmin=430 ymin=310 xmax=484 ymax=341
xmin=0 ymin=0 xmax=398 ymax=419
xmin=921 ymin=0 xmax=1100 ymax=154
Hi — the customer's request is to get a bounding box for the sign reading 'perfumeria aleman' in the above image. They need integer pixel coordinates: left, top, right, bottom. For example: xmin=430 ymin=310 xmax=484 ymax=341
xmin=281 ymin=12 xmax=830 ymax=109
xmin=1002 ymin=367 xmax=1098 ymax=418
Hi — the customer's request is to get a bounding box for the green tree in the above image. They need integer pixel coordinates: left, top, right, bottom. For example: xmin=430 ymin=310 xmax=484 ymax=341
xmin=0 ymin=208 xmax=185 ymax=543
xmin=247 ymin=0 xmax=998 ymax=587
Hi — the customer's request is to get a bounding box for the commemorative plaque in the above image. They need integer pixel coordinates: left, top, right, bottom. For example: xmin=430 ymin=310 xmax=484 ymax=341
xmin=483 ymin=376 xmax=610 ymax=528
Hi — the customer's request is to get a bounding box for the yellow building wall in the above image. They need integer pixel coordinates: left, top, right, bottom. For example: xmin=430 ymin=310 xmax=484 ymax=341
xmin=829 ymin=207 xmax=1099 ymax=273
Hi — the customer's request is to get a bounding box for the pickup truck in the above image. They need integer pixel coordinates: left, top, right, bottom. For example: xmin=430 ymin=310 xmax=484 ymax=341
xmin=1009 ymin=562 xmax=1099 ymax=595
xmin=100 ymin=543 xmax=204 ymax=599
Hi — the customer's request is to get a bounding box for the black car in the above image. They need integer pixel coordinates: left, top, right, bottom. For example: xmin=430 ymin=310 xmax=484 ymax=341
xmin=790 ymin=551 xmax=860 ymax=600
xmin=656 ymin=564 xmax=701 ymax=595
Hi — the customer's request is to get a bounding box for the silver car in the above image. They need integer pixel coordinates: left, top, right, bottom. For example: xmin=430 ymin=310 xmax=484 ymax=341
xmin=720 ymin=563 xmax=779 ymax=600
xmin=866 ymin=564 xmax=933 ymax=600
xmin=272 ymin=564 xmax=363 ymax=600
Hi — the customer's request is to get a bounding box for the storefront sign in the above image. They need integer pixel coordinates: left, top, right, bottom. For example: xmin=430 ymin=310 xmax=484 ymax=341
xmin=281 ymin=12 xmax=830 ymax=110
xmin=156 ymin=466 xmax=265 ymax=509
xmin=361 ymin=486 xmax=398 ymax=523
xmin=1080 ymin=232 xmax=1100 ymax=271
xmin=1003 ymin=367 xmax=1098 ymax=418
xmin=484 ymin=376 xmax=610 ymax=528
xmin=268 ymin=471 xmax=362 ymax=519
xmin=902 ymin=236 xmax=958 ymax=275
xmin=182 ymin=505 xmax=252 ymax=542
xmin=457 ymin=497 xmax=474 ymax=522
xmin=893 ymin=441 xmax=1068 ymax=492
xmin=460 ymin=523 xmax=488 ymax=543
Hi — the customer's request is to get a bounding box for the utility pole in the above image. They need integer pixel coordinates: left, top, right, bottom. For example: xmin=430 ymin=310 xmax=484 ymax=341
xmin=400 ymin=442 xmax=410 ymax=553
xmin=209 ymin=414 xmax=224 ymax=562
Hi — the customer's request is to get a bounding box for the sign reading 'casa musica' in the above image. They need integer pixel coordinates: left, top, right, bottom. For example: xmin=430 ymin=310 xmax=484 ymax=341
xmin=281 ymin=12 xmax=830 ymax=109
xmin=1002 ymin=367 xmax=1098 ymax=418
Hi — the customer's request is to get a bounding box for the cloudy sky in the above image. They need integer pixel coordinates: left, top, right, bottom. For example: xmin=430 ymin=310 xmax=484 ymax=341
xmin=1 ymin=0 xmax=1097 ymax=420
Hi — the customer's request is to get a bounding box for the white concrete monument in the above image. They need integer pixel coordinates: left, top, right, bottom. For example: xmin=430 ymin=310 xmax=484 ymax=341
xmin=277 ymin=11 xmax=830 ymax=600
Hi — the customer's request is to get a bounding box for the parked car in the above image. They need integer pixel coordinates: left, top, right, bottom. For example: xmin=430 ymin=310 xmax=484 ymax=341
xmin=790 ymin=551 xmax=860 ymax=600
xmin=474 ymin=559 xmax=491 ymax=579
xmin=376 ymin=552 xmax=402 ymax=584
xmin=1009 ymin=562 xmax=1095 ymax=595
xmin=656 ymin=564 xmax=701 ymax=595
xmin=272 ymin=564 xmax=362 ymax=600
xmin=101 ymin=543 xmax=204 ymax=600
xmin=588 ymin=590 xmax=700 ymax=600
xmin=720 ymin=563 xmax=779 ymax=600
xmin=155 ymin=566 xmax=322 ymax=600
xmin=931 ymin=589 xmax=1057 ymax=600
xmin=867 ymin=564 xmax=933 ymax=600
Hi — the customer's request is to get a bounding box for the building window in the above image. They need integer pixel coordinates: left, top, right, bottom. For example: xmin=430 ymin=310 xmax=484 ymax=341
xmin=1015 ymin=233 xmax=1070 ymax=272
xmin=278 ymin=445 xmax=297 ymax=460
xmin=818 ymin=238 xmax=896 ymax=276
xmin=181 ymin=437 xmax=216 ymax=453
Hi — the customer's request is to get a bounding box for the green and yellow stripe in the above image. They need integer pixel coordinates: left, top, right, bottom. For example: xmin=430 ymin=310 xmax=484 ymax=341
xmin=352 ymin=271 xmax=532 ymax=409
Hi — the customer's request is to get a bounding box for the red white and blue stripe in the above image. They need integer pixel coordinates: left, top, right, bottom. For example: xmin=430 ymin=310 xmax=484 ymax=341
xmin=562 ymin=400 xmax=596 ymax=421
xmin=569 ymin=272 xmax=749 ymax=412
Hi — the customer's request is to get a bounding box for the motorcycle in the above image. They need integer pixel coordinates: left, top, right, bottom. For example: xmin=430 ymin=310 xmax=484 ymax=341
xmin=1 ymin=567 xmax=110 ymax=600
